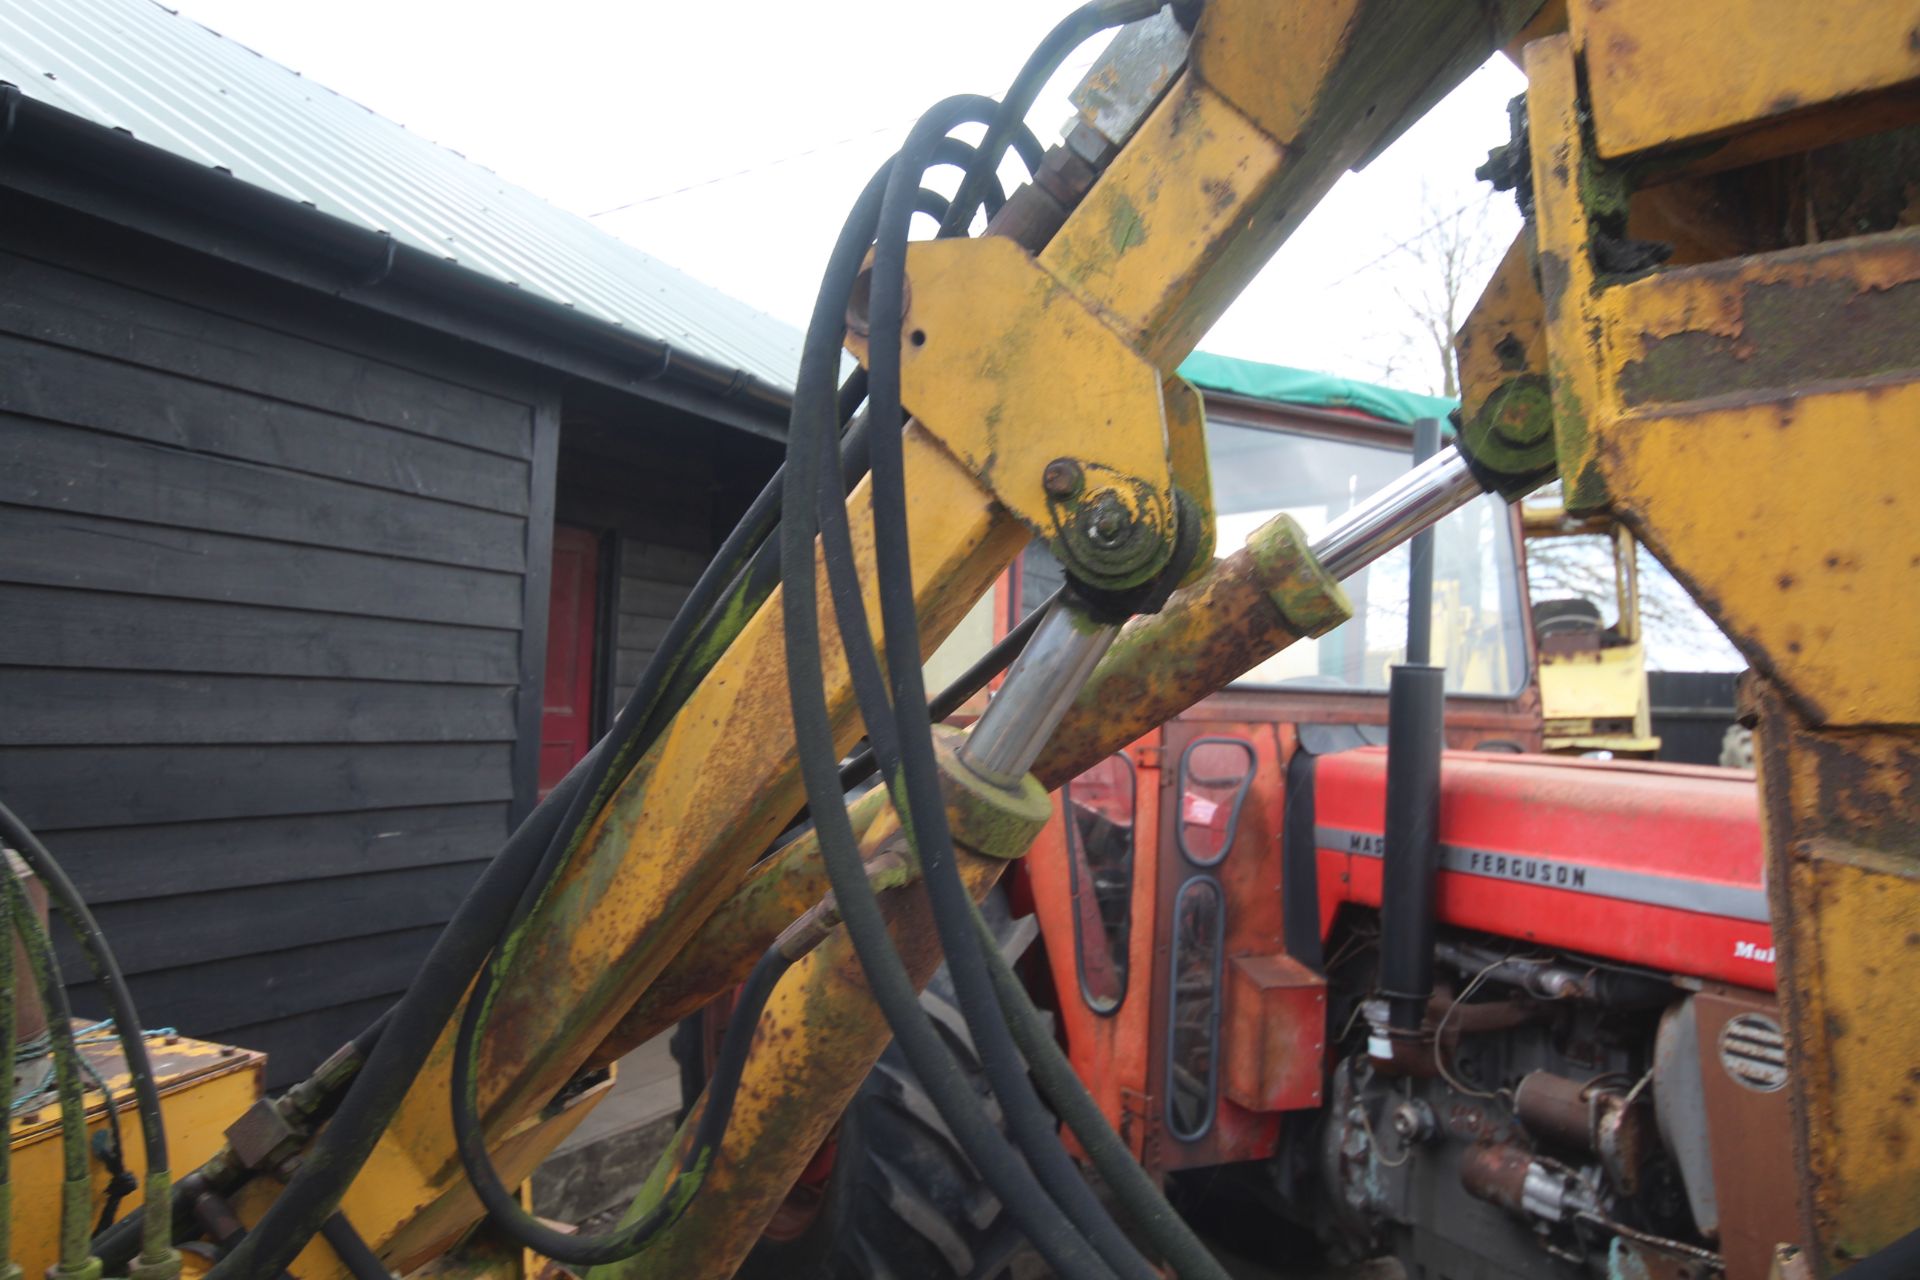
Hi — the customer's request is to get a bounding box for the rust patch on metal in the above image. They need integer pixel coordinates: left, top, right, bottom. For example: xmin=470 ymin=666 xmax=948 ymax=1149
xmin=1617 ymin=234 xmax=1920 ymax=408
xmin=1037 ymin=514 xmax=1348 ymax=787
xmin=1459 ymin=1141 xmax=1533 ymax=1214
xmin=1621 ymin=278 xmax=1920 ymax=406
xmin=1807 ymin=730 xmax=1920 ymax=851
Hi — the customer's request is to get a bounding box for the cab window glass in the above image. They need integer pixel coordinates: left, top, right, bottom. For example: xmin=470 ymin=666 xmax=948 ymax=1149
xmin=1177 ymin=738 xmax=1254 ymax=866
xmin=1064 ymin=754 xmax=1137 ymax=1014
xmin=1166 ymin=877 xmax=1224 ymax=1140
xmin=1208 ymin=421 xmax=1528 ymax=696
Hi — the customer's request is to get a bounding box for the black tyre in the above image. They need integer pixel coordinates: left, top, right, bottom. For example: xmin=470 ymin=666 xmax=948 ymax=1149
xmin=672 ymin=893 xmax=1042 ymax=1280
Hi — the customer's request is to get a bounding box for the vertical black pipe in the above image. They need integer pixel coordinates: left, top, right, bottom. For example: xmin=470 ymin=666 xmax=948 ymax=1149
xmin=1380 ymin=416 xmax=1447 ymax=1033
xmin=1380 ymin=663 xmax=1445 ymax=1032
xmin=1405 ymin=417 xmax=1442 ymax=666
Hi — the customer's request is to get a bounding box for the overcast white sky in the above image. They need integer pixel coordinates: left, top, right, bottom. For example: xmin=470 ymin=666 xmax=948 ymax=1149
xmin=165 ymin=0 xmax=1525 ymax=390
xmin=160 ymin=0 xmax=1740 ymax=670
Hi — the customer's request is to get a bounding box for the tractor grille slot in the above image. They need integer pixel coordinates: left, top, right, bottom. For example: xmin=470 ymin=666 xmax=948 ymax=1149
xmin=1719 ymin=1012 xmax=1788 ymax=1092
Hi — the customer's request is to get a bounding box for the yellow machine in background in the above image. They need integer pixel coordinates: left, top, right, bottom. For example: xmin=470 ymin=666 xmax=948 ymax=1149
xmin=9 ymin=1038 xmax=263 ymax=1279
xmin=1523 ymin=504 xmax=1660 ymax=755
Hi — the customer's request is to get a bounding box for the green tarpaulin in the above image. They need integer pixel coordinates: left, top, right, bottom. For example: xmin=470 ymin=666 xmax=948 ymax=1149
xmin=1177 ymin=350 xmax=1457 ymax=429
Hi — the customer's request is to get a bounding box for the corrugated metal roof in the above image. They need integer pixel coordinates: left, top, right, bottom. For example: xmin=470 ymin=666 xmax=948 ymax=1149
xmin=0 ymin=0 xmax=806 ymax=393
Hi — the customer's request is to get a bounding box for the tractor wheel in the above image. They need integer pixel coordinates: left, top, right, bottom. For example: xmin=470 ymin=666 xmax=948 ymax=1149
xmin=671 ymin=892 xmax=1043 ymax=1280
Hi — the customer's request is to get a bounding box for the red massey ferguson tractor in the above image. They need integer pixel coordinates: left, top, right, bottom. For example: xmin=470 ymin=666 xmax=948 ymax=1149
xmin=681 ymin=353 xmax=1787 ymax=1280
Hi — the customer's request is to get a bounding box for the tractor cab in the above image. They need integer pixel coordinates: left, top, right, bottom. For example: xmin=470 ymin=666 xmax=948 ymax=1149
xmin=981 ymin=357 xmax=1774 ymax=1263
xmin=945 ymin=354 xmax=1547 ymax=754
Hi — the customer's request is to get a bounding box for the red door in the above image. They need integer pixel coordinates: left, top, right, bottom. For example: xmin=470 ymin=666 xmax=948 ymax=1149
xmin=539 ymin=526 xmax=601 ymax=798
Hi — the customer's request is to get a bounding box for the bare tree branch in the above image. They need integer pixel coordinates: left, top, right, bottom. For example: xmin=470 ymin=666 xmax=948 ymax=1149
xmin=1380 ymin=184 xmax=1500 ymax=396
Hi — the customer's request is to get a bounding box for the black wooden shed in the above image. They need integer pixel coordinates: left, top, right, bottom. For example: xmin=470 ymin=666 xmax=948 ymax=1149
xmin=0 ymin=0 xmax=798 ymax=1085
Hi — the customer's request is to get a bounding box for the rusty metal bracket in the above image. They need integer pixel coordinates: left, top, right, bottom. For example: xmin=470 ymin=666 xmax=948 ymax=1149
xmin=846 ymin=235 xmax=1183 ymax=592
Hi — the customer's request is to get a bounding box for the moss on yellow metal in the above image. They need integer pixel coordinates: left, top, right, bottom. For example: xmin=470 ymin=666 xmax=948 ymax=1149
xmin=1525 ymin=15 xmax=1920 ymax=1263
xmin=845 ymin=235 xmax=1177 ymax=585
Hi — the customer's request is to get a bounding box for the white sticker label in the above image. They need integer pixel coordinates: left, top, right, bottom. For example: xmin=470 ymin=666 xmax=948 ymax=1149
xmin=1183 ymin=794 xmax=1220 ymax=826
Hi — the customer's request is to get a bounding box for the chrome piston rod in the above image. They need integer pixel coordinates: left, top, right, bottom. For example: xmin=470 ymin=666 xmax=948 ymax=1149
xmin=1310 ymin=442 xmax=1482 ymax=581
xmin=959 ymin=443 xmax=1488 ymax=785
xmin=960 ymin=606 xmax=1119 ymax=786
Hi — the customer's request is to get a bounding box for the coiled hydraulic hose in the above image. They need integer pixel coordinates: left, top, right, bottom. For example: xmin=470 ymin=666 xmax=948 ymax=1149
xmin=1 ymin=801 xmax=176 ymax=1275
xmin=441 ymin=117 xmax=1049 ymax=1264
xmin=853 ymin=88 xmax=1159 ymax=1280
xmin=2 ymin=866 xmax=92 ymax=1274
xmin=793 ymin=6 xmax=1232 ymax=1276
xmin=781 ymin=136 xmax=1123 ymax=1280
xmin=778 ymin=9 xmax=1199 ymax=1275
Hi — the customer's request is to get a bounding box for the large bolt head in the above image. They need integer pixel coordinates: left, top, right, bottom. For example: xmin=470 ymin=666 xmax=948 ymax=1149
xmin=1080 ymin=495 xmax=1132 ymax=549
xmin=1390 ymin=1099 xmax=1436 ymax=1144
xmin=1042 ymin=457 xmax=1084 ymax=499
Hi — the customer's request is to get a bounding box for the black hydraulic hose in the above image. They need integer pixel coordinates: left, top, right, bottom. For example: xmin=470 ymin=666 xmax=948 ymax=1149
xmin=208 ymin=360 xmax=879 ymax=1277
xmin=348 ymin=1003 xmax=394 ymax=1060
xmin=86 ymin=1186 xmax=155 ymax=1270
xmin=915 ymin=189 xmax=956 ymax=223
xmin=974 ymin=911 xmax=1234 ymax=1280
xmin=445 ymin=943 xmax=793 ymax=1264
xmin=203 ymin=752 xmax=594 ymax=1279
xmin=318 ymin=1213 xmax=392 ymax=1280
xmin=0 ymin=801 xmax=172 ymax=1257
xmin=783 ymin=126 xmax=1117 ymax=1280
xmin=834 ymin=587 xmax=1061 ymax=797
xmin=864 ymin=90 xmax=1156 ymax=1280
xmin=2 ymin=866 xmax=92 ymax=1271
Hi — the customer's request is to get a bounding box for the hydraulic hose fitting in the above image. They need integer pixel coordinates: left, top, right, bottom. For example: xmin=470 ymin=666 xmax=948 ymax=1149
xmin=126 ymin=1248 xmax=181 ymax=1280
xmin=773 ymin=850 xmax=914 ymax=963
xmin=938 ymin=728 xmax=1055 ymax=858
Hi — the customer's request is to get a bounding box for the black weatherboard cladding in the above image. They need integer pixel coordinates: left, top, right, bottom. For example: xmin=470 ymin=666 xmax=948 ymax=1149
xmin=0 ymin=193 xmax=559 ymax=1086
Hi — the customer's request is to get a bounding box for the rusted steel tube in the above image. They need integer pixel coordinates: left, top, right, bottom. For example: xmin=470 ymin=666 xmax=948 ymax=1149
xmin=587 ymin=747 xmax=1051 ymax=1280
xmin=583 ymin=790 xmax=896 ymax=1073
xmin=597 ymin=836 xmax=1007 ymax=1280
xmin=1512 ymin=1070 xmax=1596 ymax=1152
xmin=588 ymin=514 xmax=1349 ymax=1066
xmin=1030 ymin=511 xmax=1350 ymax=783
xmin=1460 ymin=1142 xmax=1535 ymax=1216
